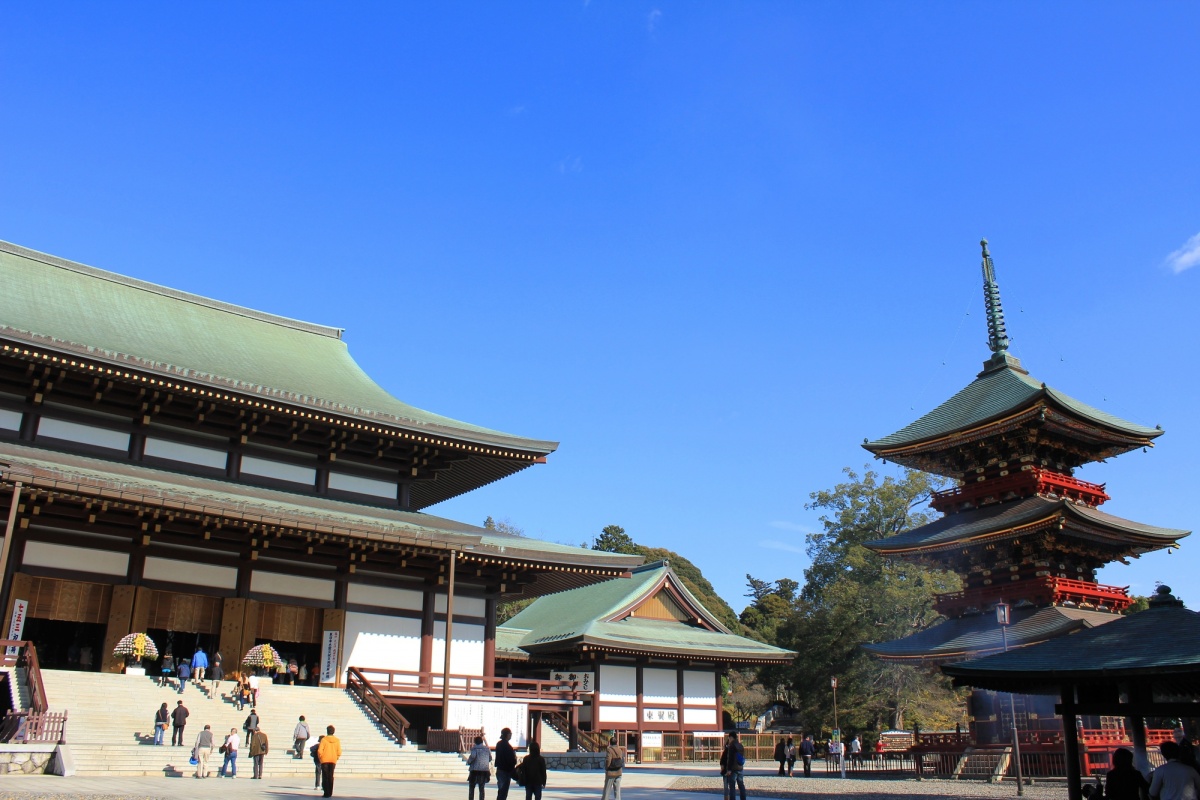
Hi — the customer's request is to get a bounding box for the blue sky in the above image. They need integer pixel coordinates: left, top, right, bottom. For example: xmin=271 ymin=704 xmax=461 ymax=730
xmin=3 ymin=2 xmax=1198 ymax=611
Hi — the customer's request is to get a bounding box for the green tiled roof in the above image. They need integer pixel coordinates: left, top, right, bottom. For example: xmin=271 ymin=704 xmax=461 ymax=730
xmin=942 ymin=589 xmax=1200 ymax=692
xmin=0 ymin=240 xmax=555 ymax=453
xmin=500 ymin=562 xmax=794 ymax=663
xmin=862 ymin=495 xmax=1188 ymax=556
xmin=863 ymin=605 xmax=1119 ymax=662
xmin=864 ymin=363 xmax=1161 ymax=453
xmin=0 ymin=441 xmax=640 ymax=576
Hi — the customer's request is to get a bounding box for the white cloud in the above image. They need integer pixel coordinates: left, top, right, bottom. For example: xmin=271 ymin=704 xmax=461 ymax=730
xmin=759 ymin=539 xmax=807 ymax=556
xmin=1165 ymin=232 xmax=1200 ymax=274
xmin=768 ymin=520 xmax=808 ymax=533
xmin=506 ymin=105 xmax=526 ymax=117
xmin=647 ymin=9 xmax=662 ymax=32
xmin=557 ymin=156 xmax=583 ymax=175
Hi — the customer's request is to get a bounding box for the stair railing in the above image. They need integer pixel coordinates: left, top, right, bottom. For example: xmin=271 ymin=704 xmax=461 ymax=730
xmin=544 ymin=710 xmax=604 ymax=751
xmin=0 ymin=639 xmax=66 ymax=744
xmin=345 ymin=666 xmax=409 ymax=746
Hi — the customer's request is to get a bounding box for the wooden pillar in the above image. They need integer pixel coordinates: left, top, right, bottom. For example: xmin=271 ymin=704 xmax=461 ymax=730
xmin=1061 ymin=684 xmax=1083 ymax=800
xmin=568 ymin=705 xmax=579 ymax=751
xmin=219 ymin=597 xmax=247 ymax=674
xmin=237 ymin=600 xmax=261 ymax=677
xmin=676 ymin=666 xmax=686 ymax=733
xmin=532 ymin=709 xmax=543 ymax=746
xmin=635 ymin=662 xmax=645 ymax=745
xmin=99 ymin=584 xmax=137 ymax=673
xmin=483 ymin=598 xmax=497 ymax=678
xmin=715 ymin=672 xmax=725 ymax=729
xmin=130 ymin=586 xmax=153 ymax=636
xmin=321 ymin=608 xmax=345 ymax=687
xmin=440 ymin=551 xmax=457 ymax=727
xmin=420 ymin=588 xmax=435 ymax=690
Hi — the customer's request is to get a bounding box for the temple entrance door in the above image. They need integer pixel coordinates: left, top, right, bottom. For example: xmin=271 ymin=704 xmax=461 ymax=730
xmin=254 ymin=638 xmax=320 ymax=686
xmin=145 ymin=628 xmax=219 ymax=678
xmin=21 ymin=618 xmax=105 ymax=671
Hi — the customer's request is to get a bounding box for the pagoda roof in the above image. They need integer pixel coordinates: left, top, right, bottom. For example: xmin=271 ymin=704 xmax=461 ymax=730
xmin=864 ymin=360 xmax=1161 ymax=468
xmin=862 ymin=604 xmax=1120 ymax=663
xmin=941 ymin=587 xmax=1200 ymax=694
xmin=0 ymin=441 xmax=640 ymax=597
xmin=499 ymin=561 xmax=794 ymax=664
xmin=862 ymin=494 xmax=1188 ymax=557
xmin=0 ymin=240 xmax=556 ymax=455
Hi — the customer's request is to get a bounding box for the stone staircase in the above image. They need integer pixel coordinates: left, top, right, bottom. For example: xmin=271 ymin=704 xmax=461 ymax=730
xmin=41 ymin=670 xmax=467 ymax=778
xmin=953 ymin=747 xmax=1011 ymax=781
xmin=538 ymin=719 xmax=571 ymax=752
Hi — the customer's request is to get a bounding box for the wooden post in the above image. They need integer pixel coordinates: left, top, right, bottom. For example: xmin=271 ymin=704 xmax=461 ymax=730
xmin=1061 ymin=684 xmax=1083 ymax=800
xmin=420 ymin=588 xmax=434 ymax=690
xmin=100 ymin=585 xmax=137 ymax=673
xmin=483 ymin=598 xmax=497 ymax=678
xmin=440 ymin=550 xmax=456 ymax=727
xmin=0 ymin=483 xmax=23 ymax=617
xmin=568 ymin=705 xmax=579 ymax=751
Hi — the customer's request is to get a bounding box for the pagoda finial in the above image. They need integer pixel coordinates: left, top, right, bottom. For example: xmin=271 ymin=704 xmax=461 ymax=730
xmin=980 ymin=239 xmax=1010 ymax=355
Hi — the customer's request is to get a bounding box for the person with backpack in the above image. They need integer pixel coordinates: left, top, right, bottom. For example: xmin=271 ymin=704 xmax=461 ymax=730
xmin=721 ymin=731 xmax=746 ymax=800
xmin=177 ymin=660 xmax=191 ymax=694
xmin=467 ymin=735 xmax=492 ymax=800
xmin=603 ymin=734 xmax=626 ymax=800
xmin=293 ymin=715 xmax=311 ymax=759
xmin=518 ymin=740 xmax=547 ymax=800
xmin=243 ymin=707 xmax=259 ymax=739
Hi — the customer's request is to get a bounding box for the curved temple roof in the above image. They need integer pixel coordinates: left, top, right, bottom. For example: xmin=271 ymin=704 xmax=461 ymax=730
xmin=0 ymin=240 xmax=556 ymax=454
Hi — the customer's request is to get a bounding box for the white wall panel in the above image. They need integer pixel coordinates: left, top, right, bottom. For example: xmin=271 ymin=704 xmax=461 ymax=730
xmin=23 ymin=540 xmax=128 ymax=577
xmin=684 ymin=670 xmax=716 ymax=706
xmin=241 ymin=455 xmax=315 ymax=485
xmin=328 ymin=471 xmax=396 ymax=499
xmin=435 ymin=593 xmax=486 ymax=617
xmin=684 ymin=708 xmax=718 ymax=725
xmin=599 ymin=705 xmax=638 ymax=724
xmin=643 ymin=667 xmax=677 ymax=705
xmin=599 ymin=665 xmax=637 ymax=703
xmin=432 ymin=622 xmax=485 ymax=676
xmin=347 ymin=583 xmax=423 ymax=612
xmin=144 ymin=437 xmax=228 ymax=470
xmin=0 ymin=408 xmax=21 ymax=431
xmin=250 ymin=571 xmax=335 ymax=602
xmin=37 ymin=417 xmax=129 ymax=451
xmin=343 ymin=611 xmax=423 ymax=674
xmin=144 ymin=557 xmax=236 ymax=590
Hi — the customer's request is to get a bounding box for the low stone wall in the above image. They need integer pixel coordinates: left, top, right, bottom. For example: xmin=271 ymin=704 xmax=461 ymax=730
xmin=0 ymin=744 xmax=57 ymax=775
xmin=543 ymin=751 xmax=606 ymax=770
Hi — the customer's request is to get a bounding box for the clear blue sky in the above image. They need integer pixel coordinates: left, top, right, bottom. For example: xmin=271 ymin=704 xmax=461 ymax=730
xmin=3 ymin=3 xmax=1198 ymax=611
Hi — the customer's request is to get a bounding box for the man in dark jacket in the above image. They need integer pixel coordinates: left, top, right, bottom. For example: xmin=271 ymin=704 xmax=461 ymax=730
xmin=249 ymin=725 xmax=269 ymax=779
xmin=799 ymin=735 xmax=816 ymax=777
xmin=171 ymin=700 xmax=189 ymax=746
xmin=774 ymin=737 xmax=787 ymax=775
xmin=494 ymin=727 xmax=517 ymax=800
xmin=722 ymin=732 xmax=746 ymax=800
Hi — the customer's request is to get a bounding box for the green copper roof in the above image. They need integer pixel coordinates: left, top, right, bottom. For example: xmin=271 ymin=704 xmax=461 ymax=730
xmin=863 ymin=605 xmax=1119 ymax=662
xmin=863 ymin=495 xmax=1188 ymax=556
xmin=864 ymin=362 xmax=1162 ymax=454
xmin=0 ymin=240 xmax=555 ymax=453
xmin=500 ymin=562 xmax=794 ymax=663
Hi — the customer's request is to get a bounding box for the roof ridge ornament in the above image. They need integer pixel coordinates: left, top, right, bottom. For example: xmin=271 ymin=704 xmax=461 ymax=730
xmin=978 ymin=239 xmax=1026 ymax=376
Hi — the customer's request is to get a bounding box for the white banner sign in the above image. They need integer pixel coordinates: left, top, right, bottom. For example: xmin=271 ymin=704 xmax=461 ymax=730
xmin=447 ymin=699 xmax=529 ymax=747
xmin=643 ymin=707 xmax=678 ymax=723
xmin=320 ymin=630 xmax=340 ymax=683
xmin=640 ymin=732 xmax=663 ymax=748
xmin=5 ymin=599 xmax=28 ymax=657
xmin=549 ymin=670 xmax=595 ymax=693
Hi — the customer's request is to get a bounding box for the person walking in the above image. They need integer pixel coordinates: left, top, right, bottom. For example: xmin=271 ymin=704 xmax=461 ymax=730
xmin=467 ymin=735 xmax=492 ymax=800
xmin=774 ymin=737 xmax=787 ymax=775
xmin=494 ymin=727 xmax=517 ymax=800
xmin=192 ymin=646 xmax=208 ymax=687
xmin=248 ymin=672 xmax=260 ymax=705
xmin=720 ymin=732 xmax=746 ymax=800
xmin=293 ymin=715 xmax=311 ymax=758
xmin=171 ymin=700 xmax=189 ymax=746
xmin=160 ymin=652 xmax=175 ymax=688
xmin=519 ymin=741 xmax=547 ymax=800
xmin=1150 ymin=740 xmax=1200 ymax=800
xmin=243 ymin=707 xmax=259 ymax=739
xmin=308 ymin=733 xmax=324 ymax=790
xmin=218 ymin=727 xmax=240 ymax=778
xmin=602 ymin=735 xmax=626 ymax=800
xmin=210 ymin=651 xmax=224 ymax=698
xmin=193 ymin=724 xmax=215 ymax=778
xmin=153 ymin=702 xmax=169 ymax=746
xmin=799 ymin=735 xmax=815 ymax=777
xmin=317 ymin=725 xmax=342 ymax=798
xmin=786 ymin=736 xmax=796 ymax=777
xmin=249 ymin=725 xmax=269 ymax=779
xmin=177 ymin=659 xmax=190 ymax=694
xmin=1105 ymin=747 xmax=1150 ymax=800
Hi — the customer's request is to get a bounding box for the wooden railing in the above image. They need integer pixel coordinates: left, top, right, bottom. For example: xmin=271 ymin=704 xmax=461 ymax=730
xmin=351 ymin=666 xmax=582 ymax=702
xmin=931 ymin=468 xmax=1109 ymax=512
xmin=933 ymin=576 xmax=1132 ymax=617
xmin=544 ymin=710 xmax=605 ymax=751
xmin=345 ymin=667 xmax=409 ymax=746
xmin=0 ymin=640 xmax=66 ymax=744
xmin=427 ymin=726 xmax=483 ymax=753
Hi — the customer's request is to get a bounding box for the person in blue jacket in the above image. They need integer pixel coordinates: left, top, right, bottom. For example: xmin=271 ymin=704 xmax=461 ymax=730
xmin=192 ymin=647 xmax=209 ymax=687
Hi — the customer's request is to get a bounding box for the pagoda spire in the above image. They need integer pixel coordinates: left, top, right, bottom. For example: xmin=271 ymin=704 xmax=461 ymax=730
xmin=980 ymin=238 xmax=1010 ymax=354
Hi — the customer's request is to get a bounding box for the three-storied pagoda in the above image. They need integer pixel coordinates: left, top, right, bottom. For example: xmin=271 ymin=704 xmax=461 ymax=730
xmin=860 ymin=240 xmax=1190 ymax=744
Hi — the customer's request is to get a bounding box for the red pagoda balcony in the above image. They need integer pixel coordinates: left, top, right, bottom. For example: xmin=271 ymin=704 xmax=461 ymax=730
xmin=934 ymin=576 xmax=1132 ymax=618
xmin=931 ymin=467 xmax=1110 ymax=513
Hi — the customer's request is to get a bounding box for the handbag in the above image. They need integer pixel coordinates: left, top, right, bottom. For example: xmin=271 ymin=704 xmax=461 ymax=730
xmin=189 ymin=748 xmax=199 ymax=766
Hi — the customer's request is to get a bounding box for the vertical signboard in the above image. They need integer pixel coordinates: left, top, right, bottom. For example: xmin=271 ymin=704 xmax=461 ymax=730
xmin=320 ymin=629 xmax=340 ymax=684
xmin=5 ymin=599 xmax=27 ymax=657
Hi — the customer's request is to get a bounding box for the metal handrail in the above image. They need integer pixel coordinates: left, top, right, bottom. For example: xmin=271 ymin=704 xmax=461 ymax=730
xmin=345 ymin=666 xmax=409 ymax=746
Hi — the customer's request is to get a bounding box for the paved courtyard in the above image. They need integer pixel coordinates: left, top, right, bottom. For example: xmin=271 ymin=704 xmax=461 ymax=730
xmin=0 ymin=762 xmax=1069 ymax=800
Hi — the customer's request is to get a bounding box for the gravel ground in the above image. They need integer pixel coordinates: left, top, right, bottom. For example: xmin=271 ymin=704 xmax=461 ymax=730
xmin=668 ymin=774 xmax=1069 ymax=799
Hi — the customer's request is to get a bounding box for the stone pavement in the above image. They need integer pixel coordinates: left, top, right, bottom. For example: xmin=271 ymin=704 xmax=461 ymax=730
xmin=0 ymin=762 xmax=1068 ymax=800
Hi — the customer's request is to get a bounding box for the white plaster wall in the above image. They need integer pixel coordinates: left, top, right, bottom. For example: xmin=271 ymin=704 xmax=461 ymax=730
xmin=23 ymin=540 xmax=128 ymax=577
xmin=328 ymin=471 xmax=396 ymax=499
xmin=599 ymin=665 xmax=637 ymax=703
xmin=431 ymin=621 xmax=485 ymax=677
xmin=343 ymin=611 xmax=422 ymax=675
xmin=599 ymin=705 xmax=638 ymax=724
xmin=684 ymin=708 xmax=718 ymax=725
xmin=642 ymin=667 xmax=677 ymax=706
xmin=250 ymin=571 xmax=335 ymax=603
xmin=37 ymin=417 xmax=129 ymax=451
xmin=144 ymin=437 xmax=228 ymax=470
xmin=346 ymin=583 xmax=422 ymax=612
xmin=143 ymin=557 xmax=236 ymax=590
xmin=0 ymin=408 xmax=21 ymax=431
xmin=240 ymin=455 xmax=315 ymax=485
xmin=435 ymin=593 xmax=486 ymax=617
xmin=684 ymin=670 xmax=716 ymax=706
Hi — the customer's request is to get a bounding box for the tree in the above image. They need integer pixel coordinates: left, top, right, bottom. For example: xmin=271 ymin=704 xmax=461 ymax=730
xmin=484 ymin=516 xmax=525 ymax=536
xmin=726 ymin=669 xmax=771 ymax=724
xmin=592 ymin=524 xmax=639 ymax=554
